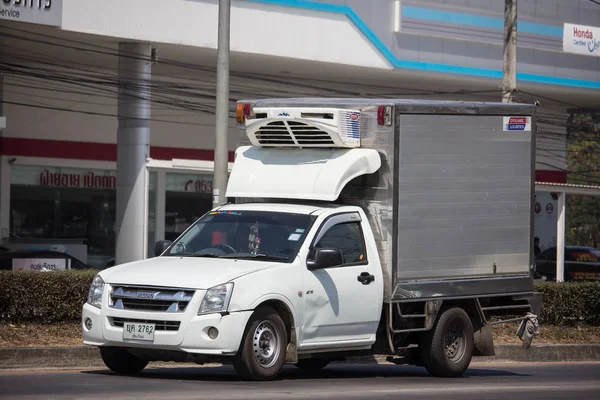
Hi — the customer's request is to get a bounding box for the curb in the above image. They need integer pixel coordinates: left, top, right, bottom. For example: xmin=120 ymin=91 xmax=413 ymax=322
xmin=0 ymin=346 xmax=104 ymax=370
xmin=476 ymin=344 xmax=600 ymax=363
xmin=1 ymin=345 xmax=600 ymax=370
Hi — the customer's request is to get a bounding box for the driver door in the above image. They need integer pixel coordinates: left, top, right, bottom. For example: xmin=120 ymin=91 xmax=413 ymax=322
xmin=299 ymin=212 xmax=380 ymax=348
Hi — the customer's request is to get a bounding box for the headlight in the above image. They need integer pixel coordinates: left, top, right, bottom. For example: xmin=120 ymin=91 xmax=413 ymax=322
xmin=87 ymin=274 xmax=105 ymax=308
xmin=198 ymin=283 xmax=234 ymax=315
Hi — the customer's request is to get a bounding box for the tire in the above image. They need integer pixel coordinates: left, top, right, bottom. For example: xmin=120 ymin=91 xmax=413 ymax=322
xmin=233 ymin=307 xmax=288 ymax=381
xmin=294 ymin=358 xmax=330 ymax=370
xmin=99 ymin=347 xmax=149 ymax=374
xmin=420 ymin=307 xmax=474 ymax=378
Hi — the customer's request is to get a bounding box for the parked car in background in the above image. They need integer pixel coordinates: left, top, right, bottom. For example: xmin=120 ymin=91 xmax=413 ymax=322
xmin=86 ymin=243 xmax=115 ymax=270
xmin=534 ymin=246 xmax=600 ymax=281
xmin=0 ymin=249 xmax=92 ymax=271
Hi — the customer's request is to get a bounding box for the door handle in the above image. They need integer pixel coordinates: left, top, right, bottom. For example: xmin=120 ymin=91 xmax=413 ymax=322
xmin=357 ymin=272 xmax=375 ymax=285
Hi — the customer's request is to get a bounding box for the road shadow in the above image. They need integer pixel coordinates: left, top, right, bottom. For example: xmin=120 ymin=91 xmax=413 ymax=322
xmin=81 ymin=363 xmax=529 ymax=383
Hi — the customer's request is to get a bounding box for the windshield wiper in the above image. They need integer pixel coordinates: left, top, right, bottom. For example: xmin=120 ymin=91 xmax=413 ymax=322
xmin=173 ymin=253 xmax=221 ymax=258
xmin=221 ymin=253 xmax=290 ymax=261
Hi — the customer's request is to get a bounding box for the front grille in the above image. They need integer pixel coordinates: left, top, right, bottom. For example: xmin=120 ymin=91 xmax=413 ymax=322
xmin=109 ymin=285 xmax=195 ymax=313
xmin=110 ymin=317 xmax=181 ymax=331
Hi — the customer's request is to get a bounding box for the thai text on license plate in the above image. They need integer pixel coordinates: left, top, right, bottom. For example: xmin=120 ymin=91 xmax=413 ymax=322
xmin=123 ymin=322 xmax=155 ymax=341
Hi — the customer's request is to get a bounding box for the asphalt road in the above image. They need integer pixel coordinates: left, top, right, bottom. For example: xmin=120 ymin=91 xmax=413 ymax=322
xmin=1 ymin=362 xmax=599 ymax=400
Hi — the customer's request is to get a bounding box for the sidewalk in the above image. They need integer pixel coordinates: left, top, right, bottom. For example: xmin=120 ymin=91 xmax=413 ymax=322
xmin=2 ymin=344 xmax=600 ymax=370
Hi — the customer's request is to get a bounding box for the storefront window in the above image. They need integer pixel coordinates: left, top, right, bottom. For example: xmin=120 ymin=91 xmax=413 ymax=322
xmin=9 ymin=166 xmax=215 ymax=266
xmin=165 ymin=172 xmax=213 ymax=242
xmin=10 ymin=165 xmax=116 ymax=269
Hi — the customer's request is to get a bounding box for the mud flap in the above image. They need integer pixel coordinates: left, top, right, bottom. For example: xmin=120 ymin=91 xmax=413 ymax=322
xmin=517 ymin=312 xmax=540 ymax=349
xmin=473 ymin=322 xmax=495 ymax=357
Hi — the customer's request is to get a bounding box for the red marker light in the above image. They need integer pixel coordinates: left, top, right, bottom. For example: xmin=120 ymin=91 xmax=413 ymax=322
xmin=377 ymin=106 xmax=385 ymax=125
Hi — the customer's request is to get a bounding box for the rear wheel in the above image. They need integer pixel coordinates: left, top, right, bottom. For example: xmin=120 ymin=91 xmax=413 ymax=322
xmin=420 ymin=307 xmax=474 ymax=378
xmin=233 ymin=307 xmax=287 ymax=381
xmin=295 ymin=358 xmax=330 ymax=370
xmin=99 ymin=347 xmax=148 ymax=374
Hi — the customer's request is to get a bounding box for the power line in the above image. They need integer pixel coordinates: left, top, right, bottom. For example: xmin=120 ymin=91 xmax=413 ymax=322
xmin=0 ymin=25 xmax=521 ymax=98
xmin=4 ymin=24 xmax=598 ymax=178
xmin=1 ymin=100 xmax=221 ymax=127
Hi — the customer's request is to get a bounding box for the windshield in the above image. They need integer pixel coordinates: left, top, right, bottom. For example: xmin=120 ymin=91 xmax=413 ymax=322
xmin=165 ymin=210 xmax=315 ymax=262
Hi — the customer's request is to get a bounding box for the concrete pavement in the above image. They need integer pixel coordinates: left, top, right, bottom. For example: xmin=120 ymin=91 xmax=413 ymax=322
xmin=1 ymin=362 xmax=599 ymax=399
xmin=1 ymin=344 xmax=600 ymax=370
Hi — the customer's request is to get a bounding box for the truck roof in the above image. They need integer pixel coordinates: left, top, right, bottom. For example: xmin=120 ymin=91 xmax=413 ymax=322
xmin=217 ymin=202 xmax=329 ymax=215
xmin=237 ymin=98 xmax=537 ymax=115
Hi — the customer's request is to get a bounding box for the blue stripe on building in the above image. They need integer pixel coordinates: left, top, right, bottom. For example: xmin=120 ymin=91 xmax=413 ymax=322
xmin=247 ymin=0 xmax=600 ymax=90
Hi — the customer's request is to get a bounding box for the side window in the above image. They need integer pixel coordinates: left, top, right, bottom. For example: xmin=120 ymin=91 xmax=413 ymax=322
xmin=315 ymin=222 xmax=366 ymax=265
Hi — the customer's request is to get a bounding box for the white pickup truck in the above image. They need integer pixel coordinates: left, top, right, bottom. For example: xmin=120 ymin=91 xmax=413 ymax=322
xmin=82 ymin=98 xmax=541 ymax=380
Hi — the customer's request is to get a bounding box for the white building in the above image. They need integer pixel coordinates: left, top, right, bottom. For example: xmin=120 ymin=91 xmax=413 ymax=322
xmin=0 ymin=0 xmax=598 ymax=267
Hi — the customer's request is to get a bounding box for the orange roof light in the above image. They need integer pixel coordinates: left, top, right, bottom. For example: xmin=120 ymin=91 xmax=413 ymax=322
xmin=236 ymin=103 xmax=245 ymax=123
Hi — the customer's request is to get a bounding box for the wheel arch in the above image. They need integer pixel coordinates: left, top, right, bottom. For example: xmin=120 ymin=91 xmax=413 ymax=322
xmin=433 ymin=299 xmax=493 ymax=357
xmin=250 ymin=295 xmax=299 ymax=363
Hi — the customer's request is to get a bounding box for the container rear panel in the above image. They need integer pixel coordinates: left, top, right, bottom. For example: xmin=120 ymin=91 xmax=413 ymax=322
xmin=395 ymin=114 xmax=532 ymax=282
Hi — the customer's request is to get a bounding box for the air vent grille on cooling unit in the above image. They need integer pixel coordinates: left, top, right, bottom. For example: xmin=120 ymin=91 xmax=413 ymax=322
xmin=254 ymin=121 xmax=335 ymax=145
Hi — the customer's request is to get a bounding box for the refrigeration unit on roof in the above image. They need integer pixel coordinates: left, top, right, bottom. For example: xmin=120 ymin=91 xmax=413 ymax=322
xmin=244 ymin=107 xmax=362 ymax=148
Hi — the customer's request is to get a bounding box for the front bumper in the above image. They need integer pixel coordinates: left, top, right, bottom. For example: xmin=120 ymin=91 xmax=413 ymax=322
xmin=82 ymin=303 xmax=252 ymax=356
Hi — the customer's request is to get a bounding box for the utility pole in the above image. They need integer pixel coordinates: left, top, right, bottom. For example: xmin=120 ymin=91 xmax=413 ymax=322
xmin=502 ymin=0 xmax=517 ymax=103
xmin=213 ymin=0 xmax=231 ymax=208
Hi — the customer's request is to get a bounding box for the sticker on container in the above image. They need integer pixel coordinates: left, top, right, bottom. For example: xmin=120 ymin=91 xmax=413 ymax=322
xmin=295 ymin=228 xmax=305 ymax=233
xmin=503 ymin=116 xmax=531 ymax=131
xmin=288 ymin=233 xmax=302 ymax=241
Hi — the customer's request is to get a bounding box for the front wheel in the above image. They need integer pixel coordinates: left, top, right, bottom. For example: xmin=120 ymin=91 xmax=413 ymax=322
xmin=233 ymin=307 xmax=287 ymax=381
xmin=420 ymin=307 xmax=474 ymax=378
xmin=99 ymin=347 xmax=148 ymax=374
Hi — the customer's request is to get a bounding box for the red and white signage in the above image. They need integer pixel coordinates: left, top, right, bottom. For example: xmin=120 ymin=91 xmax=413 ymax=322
xmin=40 ymin=169 xmax=116 ymax=190
xmin=563 ymin=23 xmax=600 ymax=57
xmin=503 ymin=116 xmax=531 ymax=132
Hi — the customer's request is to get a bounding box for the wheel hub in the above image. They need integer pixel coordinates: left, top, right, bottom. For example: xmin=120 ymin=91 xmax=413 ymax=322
xmin=252 ymin=321 xmax=280 ymax=368
xmin=445 ymin=324 xmax=465 ymax=362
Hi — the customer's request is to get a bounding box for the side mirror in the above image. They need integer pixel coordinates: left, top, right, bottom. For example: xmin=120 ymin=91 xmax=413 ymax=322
xmin=154 ymin=240 xmax=172 ymax=257
xmin=307 ymin=248 xmax=343 ymax=270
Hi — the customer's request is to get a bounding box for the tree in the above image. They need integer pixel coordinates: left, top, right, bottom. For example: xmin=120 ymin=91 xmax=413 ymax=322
xmin=565 ymin=111 xmax=600 ymax=249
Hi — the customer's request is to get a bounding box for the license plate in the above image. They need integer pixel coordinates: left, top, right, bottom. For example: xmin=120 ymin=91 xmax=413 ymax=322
xmin=123 ymin=322 xmax=155 ymax=341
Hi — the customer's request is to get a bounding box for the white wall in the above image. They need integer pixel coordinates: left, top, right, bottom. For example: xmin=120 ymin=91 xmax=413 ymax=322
xmin=60 ymin=0 xmax=391 ymax=70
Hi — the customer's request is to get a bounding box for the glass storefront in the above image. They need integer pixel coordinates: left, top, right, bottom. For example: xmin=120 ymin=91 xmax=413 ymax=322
xmin=9 ymin=165 xmax=214 ymax=269
xmin=10 ymin=165 xmax=117 ymax=269
xmin=164 ymin=172 xmax=213 ymax=242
